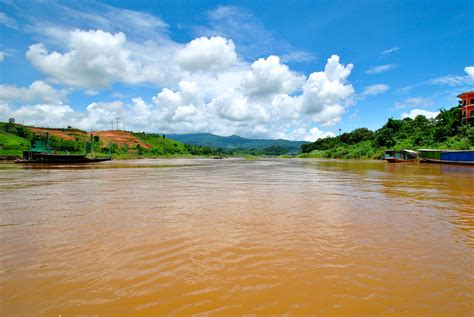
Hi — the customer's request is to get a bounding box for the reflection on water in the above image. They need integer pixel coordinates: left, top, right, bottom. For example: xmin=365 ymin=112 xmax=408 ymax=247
xmin=0 ymin=159 xmax=473 ymax=316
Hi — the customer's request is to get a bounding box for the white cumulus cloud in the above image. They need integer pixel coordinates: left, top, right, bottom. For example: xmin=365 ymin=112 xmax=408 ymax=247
xmin=212 ymin=90 xmax=254 ymax=122
xmin=465 ymin=66 xmax=474 ymax=79
xmin=1 ymin=103 xmax=75 ymax=127
xmin=26 ymin=30 xmax=144 ymax=89
xmin=401 ymin=109 xmax=439 ymax=119
xmin=0 ymin=81 xmax=67 ymax=104
xmin=175 ymin=36 xmax=237 ymax=73
xmin=241 ymin=55 xmax=304 ymax=96
xmin=7 ymin=22 xmax=357 ymax=140
xmin=300 ymin=55 xmax=354 ymax=125
xmin=305 ymin=127 xmax=336 ymax=142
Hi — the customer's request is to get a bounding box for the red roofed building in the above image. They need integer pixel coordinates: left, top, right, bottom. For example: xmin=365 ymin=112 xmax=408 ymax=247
xmin=458 ymin=91 xmax=474 ymax=124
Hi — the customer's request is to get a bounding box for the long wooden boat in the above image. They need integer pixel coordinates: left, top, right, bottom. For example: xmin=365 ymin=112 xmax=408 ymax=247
xmin=418 ymin=149 xmax=474 ymax=165
xmin=384 ymin=150 xmax=418 ymax=163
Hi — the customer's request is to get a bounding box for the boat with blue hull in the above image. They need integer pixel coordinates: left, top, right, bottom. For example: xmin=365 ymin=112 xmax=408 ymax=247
xmin=418 ymin=150 xmax=474 ymax=165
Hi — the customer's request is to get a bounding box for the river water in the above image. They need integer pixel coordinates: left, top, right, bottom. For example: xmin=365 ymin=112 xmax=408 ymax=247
xmin=0 ymin=158 xmax=473 ymax=316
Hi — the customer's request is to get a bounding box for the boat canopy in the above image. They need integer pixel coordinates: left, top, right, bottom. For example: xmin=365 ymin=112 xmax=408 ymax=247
xmin=385 ymin=149 xmax=417 ymax=155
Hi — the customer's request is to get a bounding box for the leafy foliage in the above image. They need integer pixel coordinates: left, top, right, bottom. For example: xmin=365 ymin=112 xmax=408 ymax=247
xmin=0 ymin=122 xmax=33 ymax=140
xmin=49 ymin=136 xmax=85 ymax=152
xmin=301 ymin=105 xmax=472 ymax=159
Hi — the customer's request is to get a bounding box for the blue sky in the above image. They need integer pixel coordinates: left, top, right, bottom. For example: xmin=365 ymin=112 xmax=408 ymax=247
xmin=0 ymin=0 xmax=473 ymax=140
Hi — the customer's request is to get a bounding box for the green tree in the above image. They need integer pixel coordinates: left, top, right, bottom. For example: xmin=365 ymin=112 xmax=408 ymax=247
xmin=433 ymin=107 xmax=461 ymax=142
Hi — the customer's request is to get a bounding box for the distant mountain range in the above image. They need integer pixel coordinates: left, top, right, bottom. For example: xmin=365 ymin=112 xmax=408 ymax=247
xmin=166 ymin=133 xmax=308 ymax=152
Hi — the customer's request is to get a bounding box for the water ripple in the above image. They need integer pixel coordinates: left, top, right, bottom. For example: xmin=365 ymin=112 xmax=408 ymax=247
xmin=1 ymin=158 xmax=472 ymax=316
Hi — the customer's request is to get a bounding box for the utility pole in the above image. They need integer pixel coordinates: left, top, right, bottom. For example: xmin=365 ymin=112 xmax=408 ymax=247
xmin=90 ymin=134 xmax=94 ymax=159
xmin=111 ymin=120 xmax=114 ymax=130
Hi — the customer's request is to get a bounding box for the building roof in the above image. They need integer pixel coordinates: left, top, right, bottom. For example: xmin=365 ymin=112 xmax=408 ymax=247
xmin=457 ymin=91 xmax=474 ymax=98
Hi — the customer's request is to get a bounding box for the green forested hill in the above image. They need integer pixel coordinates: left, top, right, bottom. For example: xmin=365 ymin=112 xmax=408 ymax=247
xmin=301 ymin=106 xmax=474 ymax=159
xmin=166 ymin=133 xmax=308 ymax=153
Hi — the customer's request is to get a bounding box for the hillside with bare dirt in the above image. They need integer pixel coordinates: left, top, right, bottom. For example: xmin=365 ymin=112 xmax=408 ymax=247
xmin=1 ymin=122 xmax=224 ymax=158
xmin=26 ymin=127 xmax=150 ymax=148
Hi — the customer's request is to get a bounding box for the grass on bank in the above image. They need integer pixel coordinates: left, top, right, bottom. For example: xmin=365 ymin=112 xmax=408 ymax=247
xmin=0 ymin=129 xmax=30 ymax=156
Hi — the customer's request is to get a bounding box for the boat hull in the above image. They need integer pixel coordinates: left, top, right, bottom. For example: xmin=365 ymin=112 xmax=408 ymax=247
xmin=385 ymin=158 xmax=417 ymax=163
xmin=418 ymin=150 xmax=474 ymax=165
xmin=419 ymin=158 xmax=474 ymax=165
xmin=16 ymin=153 xmax=111 ymax=164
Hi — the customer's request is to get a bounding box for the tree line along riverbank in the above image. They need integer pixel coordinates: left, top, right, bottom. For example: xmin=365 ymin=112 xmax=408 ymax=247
xmin=0 ymin=122 xmax=297 ymax=159
xmin=300 ymin=106 xmax=474 ymax=159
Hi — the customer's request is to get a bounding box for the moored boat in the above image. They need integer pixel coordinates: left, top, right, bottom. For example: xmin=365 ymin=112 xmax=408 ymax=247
xmin=384 ymin=150 xmax=418 ymax=163
xmin=418 ymin=149 xmax=474 ymax=165
xmin=16 ymin=132 xmax=112 ymax=164
xmin=16 ymin=152 xmax=111 ymax=163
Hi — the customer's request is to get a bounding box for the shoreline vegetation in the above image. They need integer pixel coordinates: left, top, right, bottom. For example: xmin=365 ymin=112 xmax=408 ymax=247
xmin=299 ymin=105 xmax=473 ymax=159
xmin=1 ymin=105 xmax=472 ymax=161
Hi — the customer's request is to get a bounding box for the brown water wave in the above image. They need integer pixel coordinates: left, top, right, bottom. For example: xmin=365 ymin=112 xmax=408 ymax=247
xmin=0 ymin=159 xmax=473 ymax=316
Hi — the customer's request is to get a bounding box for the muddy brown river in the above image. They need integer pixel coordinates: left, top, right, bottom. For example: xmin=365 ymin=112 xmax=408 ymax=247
xmin=0 ymin=158 xmax=473 ymax=316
